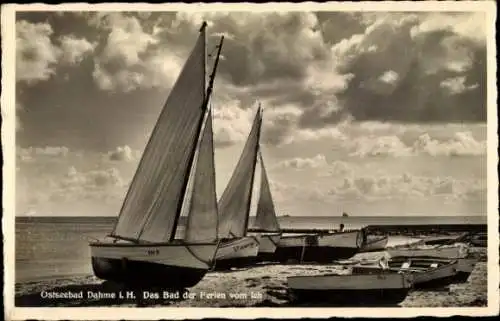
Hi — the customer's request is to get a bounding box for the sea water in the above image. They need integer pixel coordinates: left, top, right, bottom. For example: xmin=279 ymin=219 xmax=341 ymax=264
xmin=14 ymin=215 xmax=485 ymax=282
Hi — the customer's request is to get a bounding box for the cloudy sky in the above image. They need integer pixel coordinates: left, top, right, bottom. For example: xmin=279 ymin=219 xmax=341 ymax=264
xmin=14 ymin=10 xmax=489 ymax=217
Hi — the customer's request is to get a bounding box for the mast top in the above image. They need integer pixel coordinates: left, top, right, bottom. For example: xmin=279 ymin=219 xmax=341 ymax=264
xmin=199 ymin=21 xmax=208 ymax=32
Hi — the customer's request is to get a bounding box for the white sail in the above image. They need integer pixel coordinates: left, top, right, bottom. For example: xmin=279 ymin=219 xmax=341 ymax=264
xmin=111 ymin=29 xmax=206 ymax=243
xmin=253 ymin=150 xmax=281 ymax=232
xmin=184 ymin=107 xmax=218 ymax=242
xmin=217 ymin=107 xmax=262 ymax=239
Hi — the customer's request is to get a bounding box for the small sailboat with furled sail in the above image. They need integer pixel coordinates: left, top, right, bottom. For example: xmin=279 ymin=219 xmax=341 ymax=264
xmin=212 ymin=107 xmax=263 ymax=269
xmin=89 ymin=22 xmax=224 ymax=288
xmin=246 ymin=143 xmax=364 ymax=264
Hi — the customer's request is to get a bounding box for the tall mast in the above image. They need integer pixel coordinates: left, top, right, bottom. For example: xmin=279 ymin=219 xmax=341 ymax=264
xmin=169 ymin=31 xmax=225 ymax=242
xmin=243 ymin=103 xmax=263 ymax=236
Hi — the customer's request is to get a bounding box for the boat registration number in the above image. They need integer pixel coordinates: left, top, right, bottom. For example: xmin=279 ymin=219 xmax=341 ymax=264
xmin=147 ymin=249 xmax=160 ymax=256
xmin=233 ymin=242 xmax=258 ymax=252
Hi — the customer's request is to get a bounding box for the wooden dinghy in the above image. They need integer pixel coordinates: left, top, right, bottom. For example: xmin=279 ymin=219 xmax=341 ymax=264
xmin=287 ymin=272 xmax=412 ymax=306
xmin=90 ymin=23 xmax=224 ymax=288
xmin=353 ymin=257 xmax=462 ymax=289
xmin=455 ymin=258 xmax=478 ymax=283
xmin=387 ymin=244 xmax=469 ymax=260
xmin=470 ymin=233 xmax=487 ymax=247
xmin=274 ymin=229 xmax=364 ymax=263
xmin=213 ymin=108 xmax=263 ymax=270
xmin=421 ymin=233 xmax=468 ymax=246
xmin=360 ymin=235 xmax=389 ymax=253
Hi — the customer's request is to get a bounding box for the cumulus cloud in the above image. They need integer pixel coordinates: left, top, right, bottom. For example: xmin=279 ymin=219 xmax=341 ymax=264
xmin=328 ymin=172 xmax=485 ymax=202
xmin=47 ymin=166 xmax=127 ymax=204
xmin=15 ymin=11 xmax=488 ymax=154
xmin=17 ymin=157 xmax=128 ymax=213
xmin=331 ymin=12 xmax=486 ymax=123
xmin=410 ymin=131 xmax=486 ymax=156
xmin=108 ymin=145 xmax=136 ymax=162
xmin=59 ymin=35 xmax=97 ymax=65
xmin=17 ymin=146 xmax=70 ymax=162
xmin=267 ymin=166 xmax=485 ymax=210
xmin=212 ymin=99 xmax=255 ymax=147
xmin=348 ymin=135 xmax=411 ymax=157
xmin=440 ymin=76 xmax=479 ymax=95
xmin=269 ymin=153 xmax=485 ymax=204
xmin=16 ymin=20 xmax=61 ymax=84
xmin=346 ymin=130 xmax=486 ymax=157
xmin=16 ymin=20 xmax=97 ymax=84
xmin=287 ymin=127 xmax=348 ymax=145
xmin=275 ymin=154 xmax=328 ymax=169
xmin=91 ymin=13 xmax=181 ymax=92
xmin=61 ymin=166 xmax=125 ymax=189
xmin=152 ymin=11 xmax=354 ymax=134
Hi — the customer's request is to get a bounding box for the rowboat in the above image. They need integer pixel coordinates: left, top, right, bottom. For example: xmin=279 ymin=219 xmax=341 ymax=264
xmin=353 ymin=257 xmax=462 ymax=289
xmin=387 ymin=244 xmax=469 ymax=260
xmin=90 ymin=22 xmax=224 ymax=288
xmin=421 ymin=233 xmax=468 ymax=246
xmin=274 ymin=230 xmax=364 ymax=263
xmin=360 ymin=235 xmax=389 ymax=253
xmin=470 ymin=233 xmax=487 ymax=247
xmin=455 ymin=258 xmax=478 ymax=283
xmin=287 ymin=272 xmax=412 ymax=306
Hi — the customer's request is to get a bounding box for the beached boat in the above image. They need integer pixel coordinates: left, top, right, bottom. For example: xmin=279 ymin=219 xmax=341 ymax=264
xmin=470 ymin=233 xmax=487 ymax=247
xmin=251 ymin=150 xmax=282 ymax=261
xmin=287 ymin=272 xmax=412 ymax=306
xmin=89 ymin=23 xmax=224 ymax=288
xmin=387 ymin=244 xmax=469 ymax=260
xmin=454 ymin=258 xmax=477 ymax=283
xmin=360 ymin=235 xmax=389 ymax=253
xmin=421 ymin=233 xmax=468 ymax=246
xmin=213 ymin=108 xmax=263 ymax=269
xmin=353 ymin=257 xmax=462 ymax=289
xmin=275 ymin=230 xmax=364 ymax=263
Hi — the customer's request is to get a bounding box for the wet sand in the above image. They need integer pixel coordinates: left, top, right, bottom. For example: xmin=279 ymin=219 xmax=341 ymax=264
xmin=15 ymin=246 xmax=487 ymax=308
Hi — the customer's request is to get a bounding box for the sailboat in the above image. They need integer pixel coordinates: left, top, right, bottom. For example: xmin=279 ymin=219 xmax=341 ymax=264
xmin=89 ymin=22 xmax=224 ymax=288
xmin=212 ymin=107 xmax=263 ymax=269
xmin=251 ymin=150 xmax=282 ymax=261
xmin=243 ymin=114 xmax=364 ymax=264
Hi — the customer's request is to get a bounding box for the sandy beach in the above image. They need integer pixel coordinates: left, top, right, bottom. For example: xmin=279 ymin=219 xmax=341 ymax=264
xmin=15 ymin=245 xmax=487 ymax=308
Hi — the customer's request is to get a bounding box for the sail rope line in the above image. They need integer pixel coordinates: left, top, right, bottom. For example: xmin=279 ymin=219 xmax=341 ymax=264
xmin=183 ymin=40 xmax=224 ymax=244
xmin=178 ymin=238 xmax=222 ymax=268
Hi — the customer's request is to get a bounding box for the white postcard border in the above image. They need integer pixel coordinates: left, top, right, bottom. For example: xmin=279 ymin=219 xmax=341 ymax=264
xmin=2 ymin=2 xmax=498 ymax=320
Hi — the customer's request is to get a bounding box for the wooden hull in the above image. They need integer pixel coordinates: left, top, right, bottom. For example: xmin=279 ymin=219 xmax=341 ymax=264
xmin=360 ymin=236 xmax=389 ymax=253
xmin=387 ymin=245 xmax=468 ymax=259
xmin=410 ymin=262 xmax=459 ymax=289
xmin=273 ymin=230 xmax=363 ymax=263
xmin=89 ymin=240 xmax=218 ymax=288
xmin=353 ymin=258 xmax=461 ymax=289
xmin=422 ymin=233 xmax=468 ymax=246
xmin=471 ymin=234 xmax=487 ymax=247
xmin=287 ymin=273 xmax=412 ymax=306
xmin=254 ymin=233 xmax=281 ymax=262
xmin=471 ymin=239 xmax=487 ymax=247
xmin=257 ymin=233 xmax=281 ymax=254
xmin=453 ymin=258 xmax=477 ymax=283
xmin=213 ymin=235 xmax=260 ymax=270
